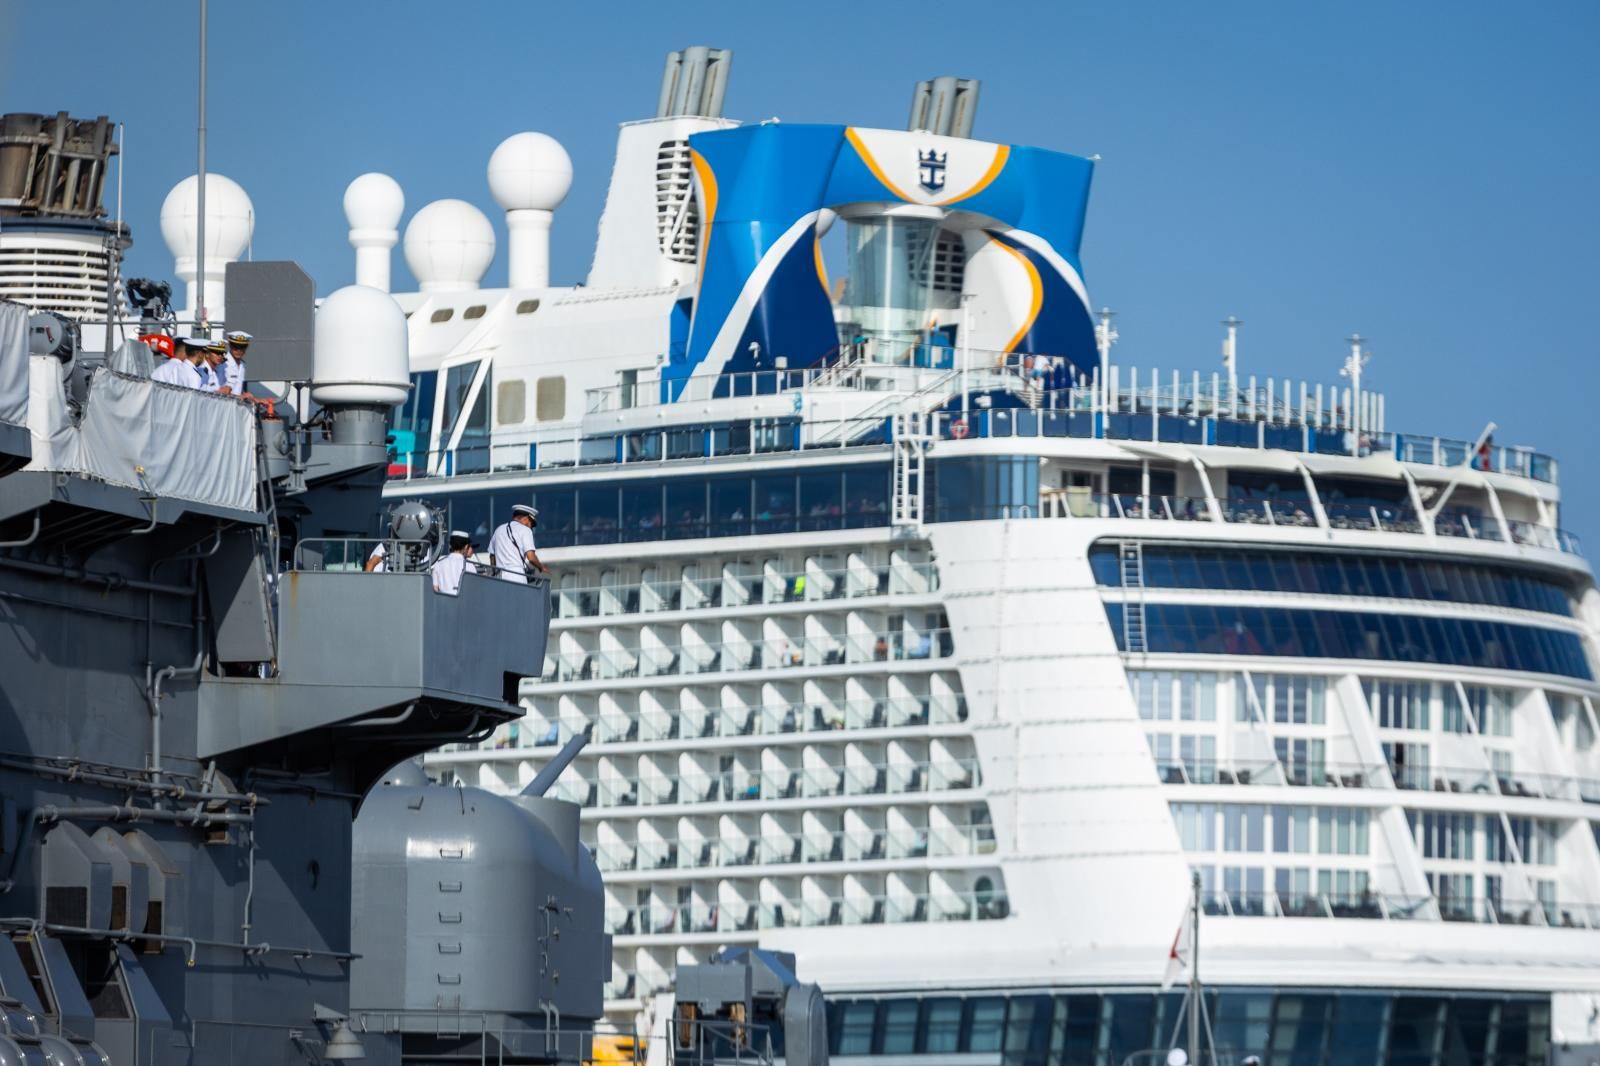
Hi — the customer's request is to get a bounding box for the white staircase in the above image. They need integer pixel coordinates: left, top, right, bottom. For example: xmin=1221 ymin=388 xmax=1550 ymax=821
xmin=891 ymin=411 xmax=929 ymax=528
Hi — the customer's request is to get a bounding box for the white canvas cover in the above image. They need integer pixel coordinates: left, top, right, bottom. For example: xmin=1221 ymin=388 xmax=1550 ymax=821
xmin=0 ymin=301 xmax=28 ymax=428
xmin=25 ymin=365 xmax=259 ymax=513
xmin=106 ymin=338 xmax=156 ymax=379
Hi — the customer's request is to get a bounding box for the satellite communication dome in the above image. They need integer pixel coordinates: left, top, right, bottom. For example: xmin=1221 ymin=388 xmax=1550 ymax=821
xmin=343 ymin=172 xmax=405 ymax=232
xmin=403 ymin=199 xmax=495 ymax=292
xmin=311 ymin=285 xmax=409 ymax=407
xmin=487 ymin=132 xmax=573 ymax=213
xmin=159 ymin=173 xmax=255 ymax=263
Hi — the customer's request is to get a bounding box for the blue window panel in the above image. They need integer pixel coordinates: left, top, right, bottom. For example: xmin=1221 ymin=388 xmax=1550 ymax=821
xmin=1087 ymin=544 xmax=1572 ymax=617
xmin=1110 ymin=602 xmax=1590 ymax=680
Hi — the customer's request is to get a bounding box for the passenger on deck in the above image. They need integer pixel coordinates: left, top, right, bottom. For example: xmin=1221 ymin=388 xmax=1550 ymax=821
xmin=430 ymin=530 xmax=475 ymax=595
xmin=488 ymin=504 xmax=550 ymax=582
xmin=151 ymin=337 xmax=205 ymax=389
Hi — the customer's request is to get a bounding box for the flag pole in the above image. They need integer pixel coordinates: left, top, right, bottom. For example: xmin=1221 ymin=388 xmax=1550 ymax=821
xmin=1188 ymin=871 xmax=1201 ymax=1066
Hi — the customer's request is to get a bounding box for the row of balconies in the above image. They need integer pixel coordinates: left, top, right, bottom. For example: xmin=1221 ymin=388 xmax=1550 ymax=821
xmin=511 ymin=694 xmax=968 ymax=749
xmin=541 ymin=755 xmax=982 ymax=810
xmin=544 ymin=623 xmax=954 ymax=683
xmin=1156 ymin=755 xmax=1600 ymax=804
xmin=592 ymin=821 xmax=997 ymax=874
xmin=605 ymin=880 xmax=1008 ymax=937
xmin=1201 ymin=887 xmax=1600 ymax=928
xmin=553 ymin=558 xmax=941 ymax=622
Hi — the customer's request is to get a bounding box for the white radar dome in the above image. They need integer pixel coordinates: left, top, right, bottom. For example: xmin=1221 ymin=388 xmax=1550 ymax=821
xmin=159 ymin=173 xmax=255 ymax=263
xmin=343 ymin=172 xmax=405 ymax=231
xmin=312 ymin=285 xmax=410 ymax=407
xmin=487 ymin=132 xmax=573 ymax=212
xmin=403 ymin=199 xmax=496 ymax=292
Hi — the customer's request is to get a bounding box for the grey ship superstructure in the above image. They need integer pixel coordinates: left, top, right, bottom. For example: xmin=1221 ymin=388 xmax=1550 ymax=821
xmin=0 ymin=111 xmax=607 ymax=1066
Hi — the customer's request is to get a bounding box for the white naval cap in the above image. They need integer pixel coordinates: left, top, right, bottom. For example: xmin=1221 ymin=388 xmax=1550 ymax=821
xmin=511 ymin=504 xmax=538 ymax=522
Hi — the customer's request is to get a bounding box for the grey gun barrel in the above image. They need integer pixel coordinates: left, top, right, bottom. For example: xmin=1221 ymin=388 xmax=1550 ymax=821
xmin=521 ymin=733 xmax=588 ymax=796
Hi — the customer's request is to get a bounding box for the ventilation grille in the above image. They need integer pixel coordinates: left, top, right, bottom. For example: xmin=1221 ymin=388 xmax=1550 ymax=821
xmin=45 ymin=886 xmax=87 ymax=928
xmin=655 ymin=140 xmax=699 ymax=264
xmin=905 ymin=229 xmax=966 ymax=295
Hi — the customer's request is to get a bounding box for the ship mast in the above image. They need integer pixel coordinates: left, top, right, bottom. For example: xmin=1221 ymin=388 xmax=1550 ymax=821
xmin=195 ymin=0 xmax=209 ymax=332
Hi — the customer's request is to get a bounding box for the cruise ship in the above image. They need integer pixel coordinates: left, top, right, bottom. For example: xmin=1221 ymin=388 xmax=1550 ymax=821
xmin=114 ymin=46 xmax=1598 ymax=1066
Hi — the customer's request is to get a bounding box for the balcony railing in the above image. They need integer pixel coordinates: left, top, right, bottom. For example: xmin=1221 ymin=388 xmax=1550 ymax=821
xmin=543 ymin=627 xmax=954 ymax=683
xmin=594 ymin=823 xmax=997 ymax=874
xmin=553 ymin=562 xmax=940 ymax=620
xmin=1037 ymin=491 xmax=1581 ymax=557
xmin=557 ymin=756 xmax=982 ymax=811
xmin=1202 ymin=889 xmax=1600 ymax=928
xmin=604 ymin=885 xmax=1010 ymax=936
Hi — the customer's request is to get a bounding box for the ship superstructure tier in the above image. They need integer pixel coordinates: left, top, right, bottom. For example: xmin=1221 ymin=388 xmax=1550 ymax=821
xmin=323 ymin=48 xmax=1600 ymax=1066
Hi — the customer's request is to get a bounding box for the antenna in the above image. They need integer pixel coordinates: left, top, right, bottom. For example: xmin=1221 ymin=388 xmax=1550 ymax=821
xmin=195 ymin=0 xmax=208 ymax=333
xmin=1338 ymin=333 xmax=1372 ymax=435
xmin=1095 ymin=306 xmax=1118 ymax=410
xmin=1221 ymin=316 xmax=1240 ymax=399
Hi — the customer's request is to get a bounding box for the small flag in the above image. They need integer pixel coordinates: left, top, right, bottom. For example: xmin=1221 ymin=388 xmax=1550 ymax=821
xmin=1161 ymin=898 xmax=1193 ymax=992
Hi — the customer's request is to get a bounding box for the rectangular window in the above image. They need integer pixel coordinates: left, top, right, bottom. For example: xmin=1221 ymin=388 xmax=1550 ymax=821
xmin=921 ymin=998 xmax=962 ymax=1053
xmin=535 ymin=376 xmax=566 ymax=421
xmin=496 ymin=379 xmax=526 ymax=425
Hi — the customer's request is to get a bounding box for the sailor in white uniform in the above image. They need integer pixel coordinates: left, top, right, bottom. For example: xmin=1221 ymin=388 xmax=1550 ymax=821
xmin=221 ymin=330 xmax=251 ymax=397
xmin=150 ymin=337 xmax=205 ymax=389
xmin=430 ymin=531 xmax=475 ymax=595
xmin=198 ymin=339 xmax=231 ymax=394
xmin=487 ymin=504 xmax=549 ymax=583
xmin=363 ymin=542 xmax=388 ymax=572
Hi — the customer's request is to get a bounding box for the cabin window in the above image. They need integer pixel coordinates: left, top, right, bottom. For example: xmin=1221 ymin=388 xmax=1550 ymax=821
xmin=463 ymin=304 xmax=487 ymax=320
xmin=516 ymin=299 xmax=541 ymax=314
xmin=536 ymin=376 xmax=566 ymax=421
xmin=497 ymin=380 xmax=526 ymax=425
xmin=430 ymin=308 xmax=454 ymax=323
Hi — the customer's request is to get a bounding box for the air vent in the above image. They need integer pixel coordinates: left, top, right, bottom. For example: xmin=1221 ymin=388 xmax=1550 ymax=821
xmin=655 ymin=140 xmax=699 ymax=264
xmin=44 ymin=887 xmax=87 ymax=928
xmin=516 ymin=299 xmax=540 ymax=314
xmin=463 ymin=305 xmax=486 ymax=320
xmin=430 ymin=308 xmax=453 ymax=323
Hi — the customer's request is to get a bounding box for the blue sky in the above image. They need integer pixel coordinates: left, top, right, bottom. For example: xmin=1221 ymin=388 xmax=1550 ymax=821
xmin=4 ymin=0 xmax=1598 ymax=537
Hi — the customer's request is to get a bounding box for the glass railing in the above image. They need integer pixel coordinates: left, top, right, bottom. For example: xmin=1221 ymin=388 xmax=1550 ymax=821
xmin=552 ymin=562 xmax=940 ymax=620
xmin=542 ymin=627 xmax=953 ymax=683
xmin=604 ymin=885 xmax=1010 ymax=936
xmin=1155 ymin=757 xmax=1593 ymax=800
xmin=558 ymin=756 xmax=982 ymax=811
xmin=557 ymin=696 xmax=969 ymax=746
xmin=1037 ymin=492 xmax=1580 ymax=556
xmin=1202 ymin=889 xmax=1600 ymax=928
xmin=594 ymin=823 xmax=997 ymax=874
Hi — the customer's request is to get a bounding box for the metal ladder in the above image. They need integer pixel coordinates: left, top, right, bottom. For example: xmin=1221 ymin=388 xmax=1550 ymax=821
xmin=1119 ymin=540 xmax=1147 ymax=654
xmin=891 ymin=411 xmax=929 ymax=528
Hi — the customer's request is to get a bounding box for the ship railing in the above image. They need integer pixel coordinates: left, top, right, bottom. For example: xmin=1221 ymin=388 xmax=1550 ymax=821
xmin=574 ymin=756 xmax=981 ymax=813
xmin=1203 ymin=889 xmax=1599 ymax=928
xmin=606 ymin=884 xmax=1010 ymax=936
xmin=916 ymin=398 xmax=1557 ymax=486
xmin=1389 ymin=762 xmax=1585 ymax=801
xmin=1034 ymin=491 xmax=1582 ymax=557
xmin=551 ymin=562 xmax=940 ymax=620
xmin=595 ymin=822 xmax=996 ymax=874
xmin=543 ymin=626 xmax=953 ymax=683
xmin=568 ymin=694 xmax=968 ymax=745
xmin=1154 ymin=758 xmax=1388 ymax=789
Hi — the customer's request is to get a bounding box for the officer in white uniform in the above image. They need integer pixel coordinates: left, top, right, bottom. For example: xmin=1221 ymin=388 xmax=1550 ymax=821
xmin=363 ymin=542 xmax=388 ymax=573
xmin=151 ymin=337 xmax=205 ymax=389
xmin=222 ymin=331 xmax=251 ymax=396
xmin=430 ymin=531 xmax=475 ymax=595
xmin=487 ymin=504 xmax=549 ymax=583
xmin=198 ymin=339 xmax=231 ymax=394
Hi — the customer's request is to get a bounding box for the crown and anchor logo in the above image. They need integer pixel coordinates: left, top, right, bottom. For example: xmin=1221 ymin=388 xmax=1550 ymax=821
xmin=917 ymin=147 xmax=947 ymax=192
